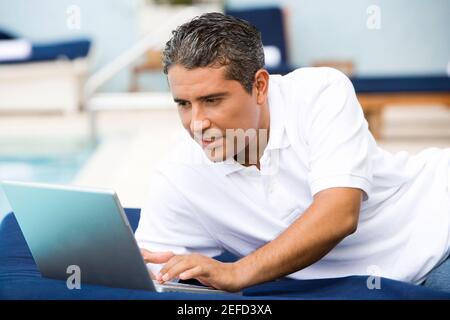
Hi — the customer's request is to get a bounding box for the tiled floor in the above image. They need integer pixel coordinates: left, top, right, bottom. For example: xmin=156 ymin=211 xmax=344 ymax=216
xmin=0 ymin=105 xmax=449 ymax=208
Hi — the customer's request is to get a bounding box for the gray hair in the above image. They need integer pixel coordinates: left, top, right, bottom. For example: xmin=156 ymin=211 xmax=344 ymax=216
xmin=162 ymin=12 xmax=265 ymax=94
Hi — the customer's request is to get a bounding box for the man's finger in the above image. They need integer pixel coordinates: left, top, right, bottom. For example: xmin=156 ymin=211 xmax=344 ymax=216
xmin=148 ymin=269 xmax=157 ymax=280
xmin=179 ymin=266 xmax=203 ymax=280
xmin=158 ymin=255 xmax=185 ymax=280
xmin=140 ymin=249 xmax=175 ymax=264
xmin=160 ymin=257 xmax=200 ymax=283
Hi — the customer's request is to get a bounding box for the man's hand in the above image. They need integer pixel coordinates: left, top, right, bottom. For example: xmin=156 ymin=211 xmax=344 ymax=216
xmin=140 ymin=249 xmax=175 ymax=279
xmin=141 ymin=187 xmax=361 ymax=290
xmin=157 ymin=253 xmax=242 ymax=292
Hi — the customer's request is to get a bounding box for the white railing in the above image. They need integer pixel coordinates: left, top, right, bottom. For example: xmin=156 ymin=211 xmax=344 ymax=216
xmin=83 ymin=6 xmax=199 ymax=101
xmin=83 ymin=6 xmax=201 ymax=144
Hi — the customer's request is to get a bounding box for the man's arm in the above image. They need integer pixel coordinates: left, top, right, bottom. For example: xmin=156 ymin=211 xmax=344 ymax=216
xmin=232 ymin=187 xmax=362 ymax=288
xmin=157 ymin=187 xmax=362 ymax=291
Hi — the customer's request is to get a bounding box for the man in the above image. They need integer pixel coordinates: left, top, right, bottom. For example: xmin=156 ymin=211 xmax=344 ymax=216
xmin=135 ymin=12 xmax=450 ymax=293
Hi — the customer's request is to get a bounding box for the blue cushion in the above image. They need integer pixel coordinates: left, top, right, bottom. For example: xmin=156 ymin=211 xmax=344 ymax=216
xmin=266 ymin=63 xmax=296 ymax=76
xmin=225 ymin=7 xmax=297 ymax=75
xmin=351 ymin=75 xmax=450 ymax=93
xmin=1 ymin=208 xmax=449 ymax=299
xmin=0 ymin=38 xmax=91 ymax=64
xmin=225 ymin=7 xmax=287 ymax=63
xmin=0 ymin=29 xmax=17 ymax=40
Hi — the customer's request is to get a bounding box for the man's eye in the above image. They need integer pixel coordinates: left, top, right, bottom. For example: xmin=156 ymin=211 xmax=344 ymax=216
xmin=177 ymin=101 xmax=190 ymax=108
xmin=205 ymin=98 xmax=220 ymax=105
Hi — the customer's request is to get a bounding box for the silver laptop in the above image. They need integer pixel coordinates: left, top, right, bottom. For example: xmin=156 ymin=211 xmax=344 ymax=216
xmin=1 ymin=180 xmax=229 ymax=294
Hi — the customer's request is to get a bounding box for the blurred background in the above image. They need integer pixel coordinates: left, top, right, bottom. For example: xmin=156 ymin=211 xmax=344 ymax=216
xmin=0 ymin=0 xmax=449 ymax=221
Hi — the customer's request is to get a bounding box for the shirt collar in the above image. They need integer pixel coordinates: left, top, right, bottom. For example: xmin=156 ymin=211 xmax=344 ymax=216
xmin=265 ymin=74 xmax=290 ymax=151
xmin=215 ymin=75 xmax=290 ymax=176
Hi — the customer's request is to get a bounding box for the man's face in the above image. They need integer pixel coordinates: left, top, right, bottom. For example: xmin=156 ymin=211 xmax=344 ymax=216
xmin=168 ymin=64 xmax=267 ymax=163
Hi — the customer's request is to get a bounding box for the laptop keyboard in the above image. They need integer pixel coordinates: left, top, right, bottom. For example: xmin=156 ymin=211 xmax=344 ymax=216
xmin=152 ymin=280 xmax=228 ymax=293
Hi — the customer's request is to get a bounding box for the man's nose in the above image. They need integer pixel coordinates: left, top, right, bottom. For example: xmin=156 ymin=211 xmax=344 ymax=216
xmin=190 ymin=105 xmax=211 ymax=133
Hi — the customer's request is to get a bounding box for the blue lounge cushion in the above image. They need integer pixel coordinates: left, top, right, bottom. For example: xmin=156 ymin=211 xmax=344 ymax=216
xmin=0 ymin=38 xmax=91 ymax=64
xmin=351 ymin=75 xmax=450 ymax=93
xmin=0 ymin=29 xmax=17 ymax=40
xmin=1 ymin=208 xmax=449 ymax=299
xmin=225 ymin=7 xmax=297 ymax=75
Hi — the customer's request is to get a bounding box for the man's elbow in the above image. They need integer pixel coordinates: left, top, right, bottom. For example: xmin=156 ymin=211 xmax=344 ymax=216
xmin=347 ymin=220 xmax=358 ymax=236
xmin=344 ymin=212 xmax=359 ymax=236
xmin=314 ymin=187 xmax=362 ymax=237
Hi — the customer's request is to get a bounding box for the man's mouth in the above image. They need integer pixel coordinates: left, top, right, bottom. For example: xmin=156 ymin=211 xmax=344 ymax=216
xmin=201 ymin=137 xmax=222 ymax=149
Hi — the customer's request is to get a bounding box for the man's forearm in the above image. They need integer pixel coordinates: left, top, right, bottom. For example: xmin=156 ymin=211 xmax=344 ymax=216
xmin=233 ymin=188 xmax=361 ymax=289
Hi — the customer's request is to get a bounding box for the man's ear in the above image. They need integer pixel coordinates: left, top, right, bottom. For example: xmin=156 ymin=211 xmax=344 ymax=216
xmin=254 ymin=69 xmax=270 ymax=105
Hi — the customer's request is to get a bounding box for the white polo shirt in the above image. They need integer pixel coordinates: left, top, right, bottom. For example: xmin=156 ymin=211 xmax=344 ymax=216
xmin=135 ymin=67 xmax=450 ymax=285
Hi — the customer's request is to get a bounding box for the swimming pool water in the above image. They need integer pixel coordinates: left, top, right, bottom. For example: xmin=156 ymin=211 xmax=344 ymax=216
xmin=0 ymin=146 xmax=94 ymax=222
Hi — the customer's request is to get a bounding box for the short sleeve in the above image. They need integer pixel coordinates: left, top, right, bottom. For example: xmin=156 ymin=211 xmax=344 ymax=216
xmin=135 ymin=170 xmax=223 ymax=275
xmin=305 ymin=68 xmax=372 ymax=201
